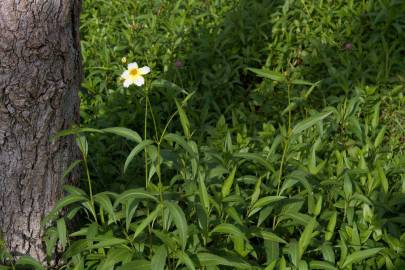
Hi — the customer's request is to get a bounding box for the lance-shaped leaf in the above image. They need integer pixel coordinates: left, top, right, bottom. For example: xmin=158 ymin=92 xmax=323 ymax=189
xmin=124 ymin=139 xmax=154 ymax=173
xmin=103 ymin=127 xmax=142 ymax=143
xmin=222 ymin=166 xmax=237 ymax=198
xmin=341 ymin=248 xmax=384 ymax=268
xmin=151 ymin=245 xmax=168 ymax=270
xmin=166 ymin=202 xmax=188 ymax=250
xmin=298 ymin=217 xmax=318 ymax=259
xmin=248 ymin=68 xmax=285 ymax=82
xmin=291 ymin=111 xmax=333 ymax=136
xmin=164 ymin=133 xmax=197 ymax=157
xmin=133 ymin=205 xmax=161 ymax=239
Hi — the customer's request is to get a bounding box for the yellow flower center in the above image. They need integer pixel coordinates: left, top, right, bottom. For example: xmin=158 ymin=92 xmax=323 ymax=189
xmin=129 ymin=68 xmax=139 ymax=76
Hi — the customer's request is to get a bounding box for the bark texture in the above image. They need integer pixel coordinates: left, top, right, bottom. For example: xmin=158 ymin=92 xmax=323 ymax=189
xmin=0 ymin=0 xmax=81 ymax=261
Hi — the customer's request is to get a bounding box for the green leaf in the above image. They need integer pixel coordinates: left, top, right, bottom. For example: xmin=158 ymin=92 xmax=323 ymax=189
xmin=124 ymin=199 xmax=139 ymax=232
xmin=303 ymin=81 xmax=321 ymax=99
xmin=152 ymin=230 xmax=177 ymax=251
xmin=225 ymin=206 xmax=243 ymax=225
xmin=166 ymin=202 xmax=188 ymax=250
xmin=15 ymin=256 xmax=45 ymax=270
xmin=133 ymin=205 xmax=161 ymax=239
xmin=198 ymin=172 xmax=210 ymax=211
xmin=222 ymin=166 xmax=237 ymax=198
xmin=291 ymin=79 xmax=314 ymax=86
xmin=76 ymin=135 xmax=88 ymax=159
xmin=152 ymin=79 xmax=186 ymax=94
xmin=250 ymin=229 xmax=287 ymax=244
xmin=124 ymin=139 xmax=154 ymax=173
xmin=43 ymin=194 xmax=88 ymax=224
xmin=248 ymin=68 xmax=285 ymax=82
xmin=282 ymin=102 xmax=297 ymax=116
xmin=298 ymin=217 xmax=317 ymax=259
xmin=376 ymin=163 xmax=389 ymax=193
xmin=298 ymin=260 xmax=309 ymax=270
xmin=102 ymin=127 xmax=142 ymax=143
xmin=371 ymin=102 xmax=380 ymax=129
xmin=63 ymin=185 xmax=87 ymax=196
xmin=321 ymin=243 xmax=335 ymax=264
xmin=151 ymin=245 xmax=167 ymax=270
xmin=89 ymin=238 xmax=128 ymax=249
xmin=250 ymin=196 xmax=286 ymax=215
xmin=98 ymin=247 xmax=132 ymax=270
xmin=56 ymin=218 xmax=67 ymax=249
xmin=62 ymin=160 xmax=81 ymax=180
xmin=115 ymin=189 xmax=158 ymax=206
xmin=196 ymin=252 xmax=251 ymax=269
xmin=264 ymin=241 xmax=279 ymax=265
xmin=44 ymin=228 xmax=58 ymax=257
xmin=63 ymin=239 xmax=89 ymax=259
xmin=309 ymin=261 xmax=338 ymax=270
xmin=291 ymin=111 xmax=333 ymax=136
xmin=233 ymin=152 xmax=273 ymax=171
xmin=341 ymin=248 xmax=384 ymax=268
xmin=94 ymin=192 xmax=117 ymax=223
xmin=164 ymin=133 xmax=197 ymax=157
xmin=374 ymin=126 xmax=386 ymax=148
xmin=175 ymin=99 xmax=191 ymax=138
xmin=325 ymin=211 xmax=337 ymax=241
xmin=343 ymin=174 xmax=353 ymax=198
xmin=281 ymin=212 xmax=312 ymax=225
xmin=264 ymin=260 xmax=277 ymax=270
xmin=51 ymin=127 xmax=103 ymax=141
xmin=117 ymin=260 xmax=150 ymax=270
xmin=250 ymin=177 xmax=262 ymax=207
xmin=287 ymin=240 xmax=299 ymax=266
xmin=211 ymin=223 xmax=246 ymax=239
xmin=279 ymin=256 xmax=287 ymax=270
xmin=176 ymin=250 xmax=196 ymax=270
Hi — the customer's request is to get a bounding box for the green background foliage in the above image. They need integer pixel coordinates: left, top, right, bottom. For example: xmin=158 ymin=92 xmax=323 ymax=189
xmin=2 ymin=0 xmax=405 ymax=269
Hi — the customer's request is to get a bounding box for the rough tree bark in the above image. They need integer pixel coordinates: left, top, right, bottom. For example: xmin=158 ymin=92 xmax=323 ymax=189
xmin=0 ymin=0 xmax=81 ymax=261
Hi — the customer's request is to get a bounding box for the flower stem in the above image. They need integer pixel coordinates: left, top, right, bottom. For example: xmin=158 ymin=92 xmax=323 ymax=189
xmin=144 ymin=94 xmax=149 ymax=188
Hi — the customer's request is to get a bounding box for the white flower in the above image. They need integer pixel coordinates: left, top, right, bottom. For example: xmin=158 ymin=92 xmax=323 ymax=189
xmin=121 ymin=62 xmax=150 ymax=87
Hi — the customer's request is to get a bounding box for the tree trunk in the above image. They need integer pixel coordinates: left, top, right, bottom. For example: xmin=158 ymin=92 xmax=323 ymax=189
xmin=0 ymin=0 xmax=81 ymax=261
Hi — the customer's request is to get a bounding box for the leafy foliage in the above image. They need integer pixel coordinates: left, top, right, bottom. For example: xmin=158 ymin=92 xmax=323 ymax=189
xmin=2 ymin=0 xmax=404 ymax=269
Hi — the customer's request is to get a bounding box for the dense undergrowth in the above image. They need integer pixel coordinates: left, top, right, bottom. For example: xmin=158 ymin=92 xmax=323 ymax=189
xmin=2 ymin=0 xmax=405 ymax=269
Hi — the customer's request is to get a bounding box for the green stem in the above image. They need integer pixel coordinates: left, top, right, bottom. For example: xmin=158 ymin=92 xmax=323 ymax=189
xmin=287 ymin=82 xmax=292 ymax=133
xmin=159 ymin=111 xmax=178 ymax=142
xmin=146 ymin=95 xmax=159 ymax=141
xmin=144 ymin=94 xmax=149 ymax=188
xmin=156 ymin=142 xmax=164 ymax=204
xmin=145 ymin=93 xmax=164 ymax=203
xmin=273 ymin=81 xmax=293 ymax=230
xmin=82 ymin=154 xmax=97 ymax=223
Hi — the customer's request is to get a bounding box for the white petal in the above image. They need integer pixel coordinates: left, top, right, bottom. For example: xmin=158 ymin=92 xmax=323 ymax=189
xmin=134 ymin=76 xmax=145 ymax=86
xmin=123 ymin=79 xmax=132 ymax=88
xmin=121 ymin=70 xmax=129 ymax=79
xmin=128 ymin=62 xmax=138 ymax=70
xmin=138 ymin=66 xmax=151 ymax=75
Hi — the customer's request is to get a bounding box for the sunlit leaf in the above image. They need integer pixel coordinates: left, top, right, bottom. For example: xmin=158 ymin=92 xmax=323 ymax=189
xmin=341 ymin=248 xmax=384 ymax=268
xmin=103 ymin=127 xmax=142 ymax=143
xmin=222 ymin=166 xmax=237 ymax=198
xmin=151 ymin=245 xmax=167 ymax=270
